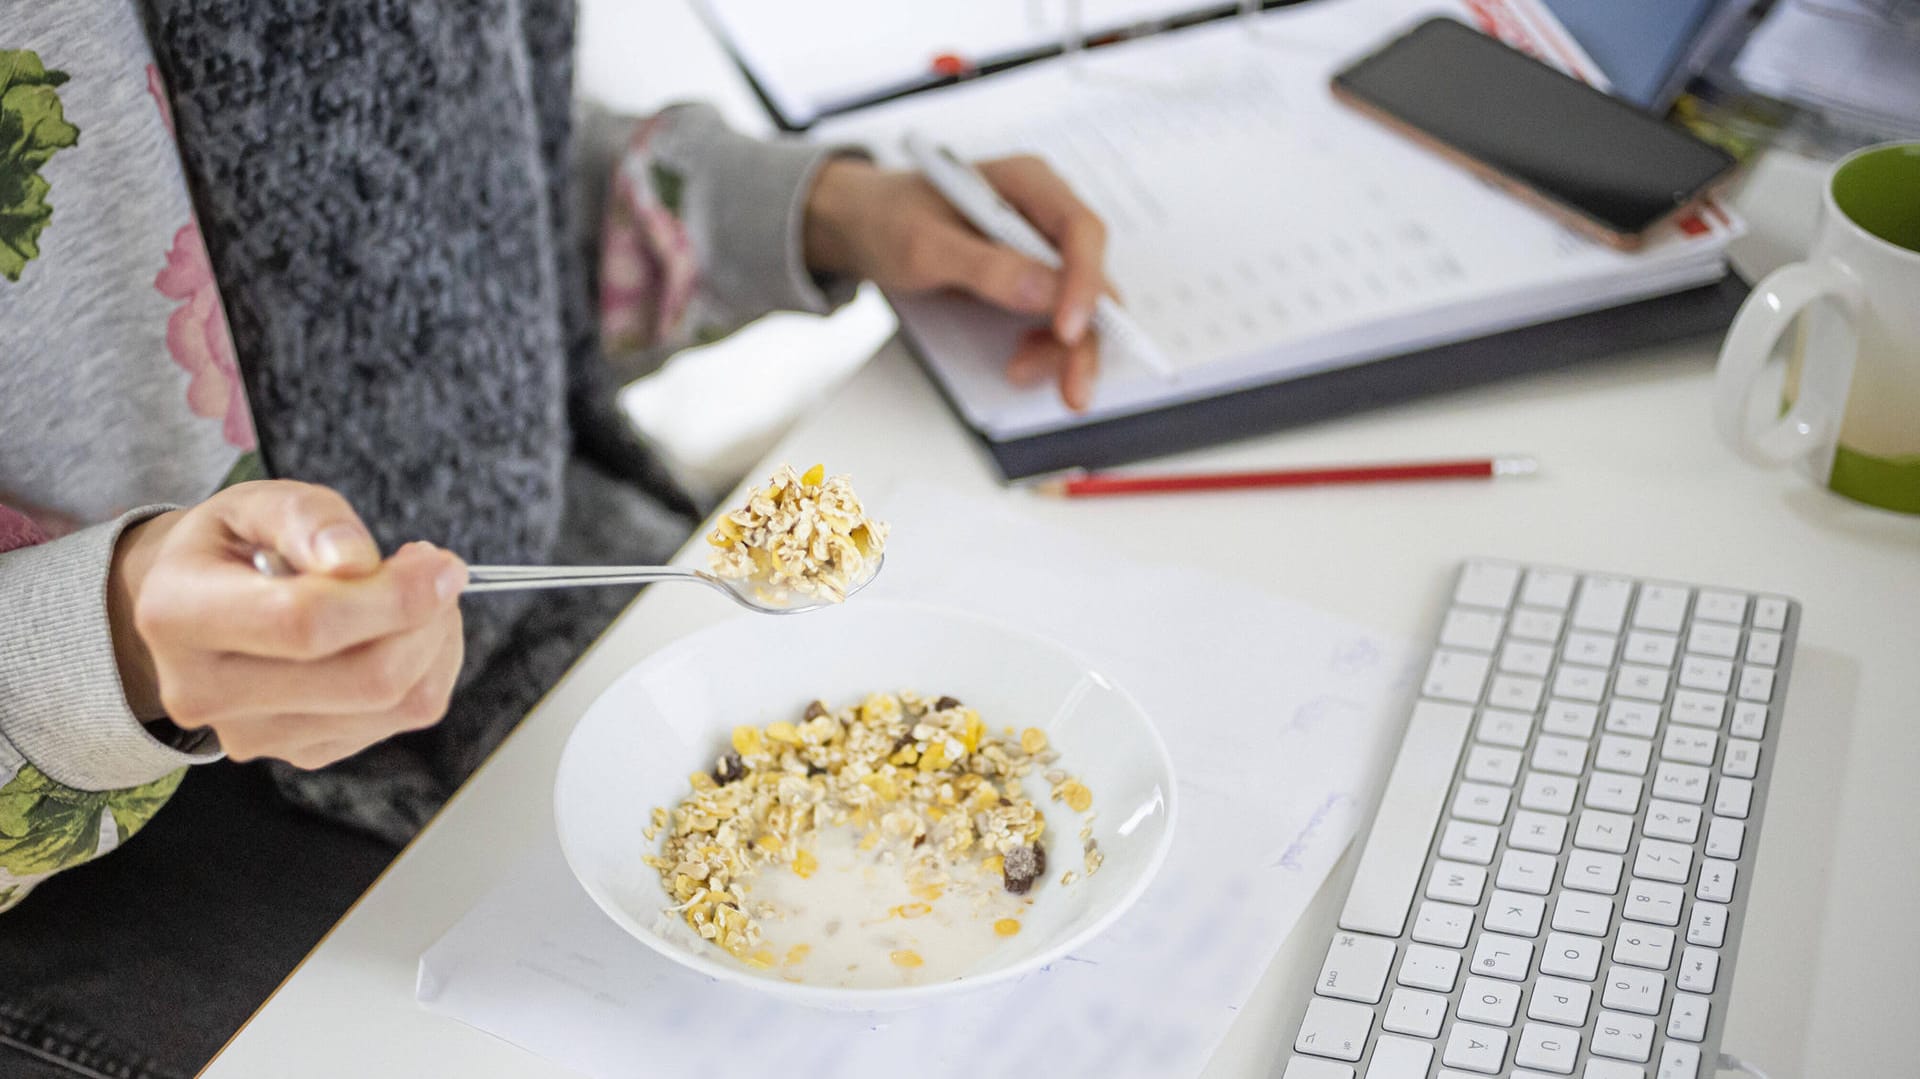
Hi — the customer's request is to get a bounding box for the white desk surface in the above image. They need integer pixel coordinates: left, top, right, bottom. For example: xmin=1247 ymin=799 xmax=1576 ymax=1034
xmin=202 ymin=142 xmax=1918 ymax=1079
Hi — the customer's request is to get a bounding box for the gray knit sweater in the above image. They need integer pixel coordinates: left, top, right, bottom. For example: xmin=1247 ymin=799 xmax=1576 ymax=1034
xmin=0 ymin=0 xmax=851 ymax=899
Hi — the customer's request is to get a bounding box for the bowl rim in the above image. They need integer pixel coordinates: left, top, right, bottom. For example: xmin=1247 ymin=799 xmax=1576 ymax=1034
xmin=551 ymin=598 xmax=1180 ymax=1007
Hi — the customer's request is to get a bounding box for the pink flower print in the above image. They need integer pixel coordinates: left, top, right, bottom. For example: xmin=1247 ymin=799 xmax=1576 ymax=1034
xmin=0 ymin=504 xmax=50 ymax=555
xmin=599 ymin=118 xmax=699 ymax=352
xmin=146 ymin=64 xmax=175 ymax=137
xmin=155 ymin=222 xmax=256 ymax=450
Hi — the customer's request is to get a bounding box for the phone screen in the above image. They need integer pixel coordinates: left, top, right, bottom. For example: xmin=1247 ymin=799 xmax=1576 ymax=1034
xmin=1332 ymin=18 xmax=1735 ymax=237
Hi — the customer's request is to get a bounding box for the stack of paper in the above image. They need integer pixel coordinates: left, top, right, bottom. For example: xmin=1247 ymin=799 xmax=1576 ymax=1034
xmin=1735 ymin=0 xmax=1920 ymax=140
xmin=417 ymin=484 xmax=1417 ymax=1079
xmin=808 ymin=0 xmax=1743 ymax=443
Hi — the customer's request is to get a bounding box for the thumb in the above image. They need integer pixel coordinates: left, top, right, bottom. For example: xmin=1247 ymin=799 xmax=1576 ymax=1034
xmin=915 ymin=223 xmax=1059 ymax=316
xmin=213 ymin=480 xmax=382 ymax=578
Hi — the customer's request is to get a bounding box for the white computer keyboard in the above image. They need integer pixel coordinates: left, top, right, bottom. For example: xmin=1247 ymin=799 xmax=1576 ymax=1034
xmin=1280 ymin=560 xmax=1797 ymax=1079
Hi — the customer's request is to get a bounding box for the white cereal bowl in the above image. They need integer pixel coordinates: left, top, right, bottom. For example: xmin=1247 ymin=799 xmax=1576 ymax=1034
xmin=553 ymin=600 xmax=1176 ymax=1010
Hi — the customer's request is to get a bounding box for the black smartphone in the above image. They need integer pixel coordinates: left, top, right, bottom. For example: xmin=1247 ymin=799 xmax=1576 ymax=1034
xmin=1331 ymin=17 xmax=1737 ymax=250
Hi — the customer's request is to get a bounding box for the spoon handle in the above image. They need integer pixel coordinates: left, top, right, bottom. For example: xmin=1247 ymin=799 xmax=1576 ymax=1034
xmin=250 ymin=549 xmax=701 ymax=594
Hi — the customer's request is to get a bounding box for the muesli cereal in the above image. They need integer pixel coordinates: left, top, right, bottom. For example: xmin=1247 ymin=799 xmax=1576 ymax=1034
xmin=706 ymin=464 xmax=885 ymax=603
xmin=643 ymin=692 xmax=1096 ymax=973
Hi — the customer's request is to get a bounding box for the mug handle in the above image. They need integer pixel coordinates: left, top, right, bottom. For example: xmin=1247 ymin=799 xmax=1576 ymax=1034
xmin=1714 ymin=260 xmax=1865 ymax=471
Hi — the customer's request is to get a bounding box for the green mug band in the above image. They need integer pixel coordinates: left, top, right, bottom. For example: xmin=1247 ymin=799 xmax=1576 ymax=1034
xmin=1829 ymin=442 xmax=1920 ymax=514
xmin=1831 ymin=143 xmax=1920 ymax=254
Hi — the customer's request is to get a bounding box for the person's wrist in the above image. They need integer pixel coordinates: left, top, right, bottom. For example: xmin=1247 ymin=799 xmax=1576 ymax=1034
xmin=108 ymin=510 xmax=180 ymax=722
xmin=802 ymin=155 xmax=877 ymax=278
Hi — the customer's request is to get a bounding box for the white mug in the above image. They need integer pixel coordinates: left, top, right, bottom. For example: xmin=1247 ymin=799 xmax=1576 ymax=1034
xmin=1714 ymin=142 xmax=1920 ymax=514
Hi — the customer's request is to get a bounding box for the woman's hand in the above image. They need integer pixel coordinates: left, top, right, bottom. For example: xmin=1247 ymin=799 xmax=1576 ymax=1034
xmin=107 ymin=481 xmax=468 ymax=769
xmin=804 ymin=155 xmax=1109 ymax=411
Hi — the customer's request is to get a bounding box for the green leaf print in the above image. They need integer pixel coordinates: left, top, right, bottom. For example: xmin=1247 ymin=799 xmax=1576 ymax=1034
xmin=0 ymin=49 xmax=80 ymax=283
xmin=649 ymin=162 xmax=685 ymax=216
xmin=219 ymin=450 xmax=268 ymax=489
xmin=0 ymin=764 xmax=183 ymax=877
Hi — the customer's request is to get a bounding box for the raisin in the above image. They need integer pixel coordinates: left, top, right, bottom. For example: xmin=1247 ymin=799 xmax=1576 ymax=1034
xmin=712 ymin=751 xmax=746 ymax=785
xmin=806 ymin=762 xmax=827 ymax=777
xmin=1002 ymin=844 xmax=1043 ymax=894
xmin=934 ymin=696 xmax=962 ymax=711
xmin=891 ymin=731 xmax=915 ymax=754
xmin=804 ymin=700 xmax=829 ymax=721
xmin=912 ymin=834 xmax=926 ymax=848
xmin=1032 ymin=843 xmax=1047 ymax=877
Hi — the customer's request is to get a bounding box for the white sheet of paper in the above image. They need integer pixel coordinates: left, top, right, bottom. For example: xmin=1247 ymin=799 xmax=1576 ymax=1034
xmin=418 ymin=484 xmax=1418 ymax=1078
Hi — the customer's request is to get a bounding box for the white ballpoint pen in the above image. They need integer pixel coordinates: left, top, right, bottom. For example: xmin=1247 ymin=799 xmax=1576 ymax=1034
xmin=902 ymin=132 xmax=1176 ymax=378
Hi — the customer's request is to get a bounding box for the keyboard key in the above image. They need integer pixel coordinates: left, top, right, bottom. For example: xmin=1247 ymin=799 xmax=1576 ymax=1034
xmin=1489 ymin=674 xmax=1545 ymax=712
xmin=1668 ymin=992 xmax=1711 ymax=1041
xmin=1603 ymin=966 xmax=1665 ymax=1015
xmin=1686 ymin=622 xmax=1741 ymax=659
xmin=1669 ymin=691 xmax=1725 ymax=729
xmin=1642 ymin=799 xmax=1702 ymax=843
xmin=1677 ymin=656 xmax=1732 ymax=693
xmin=1613 ymin=924 xmax=1675 ymax=970
xmin=1694 ymin=590 xmax=1747 ymax=624
xmin=1678 ymin=945 xmax=1719 ymax=993
xmin=1424 ymin=649 xmax=1492 ymax=703
xmin=1738 ymin=666 xmax=1775 ymax=702
xmin=1575 ymin=810 xmax=1634 ymax=854
xmin=1623 ymin=879 xmax=1685 ymax=926
xmin=1532 ymin=735 xmax=1589 ymax=776
xmin=1501 ymin=640 xmax=1556 ymax=677
xmin=1592 ymin=1010 xmax=1658 ymax=1062
xmin=1753 ymin=595 xmax=1790 ymax=630
xmin=1443 ymin=1021 xmax=1511 ymax=1074
xmin=1452 ymin=782 xmax=1511 ymax=825
xmin=1440 ymin=820 xmax=1500 ymax=865
xmin=1564 ymin=850 xmax=1625 ymax=895
xmin=1472 ymin=933 xmax=1535 ymax=981
xmin=1687 ymin=902 xmax=1728 ymax=947
xmin=1723 ymin=739 xmax=1761 ymax=779
xmin=1521 ymin=772 xmax=1578 ymax=814
xmin=1510 ymin=607 xmax=1566 ymax=642
xmin=1316 ymin=932 xmax=1396 ymax=1003
xmin=1552 ymin=665 xmax=1607 ymax=703
xmin=1596 ymin=734 xmax=1652 ymax=775
xmin=1632 ymin=839 xmax=1693 ymax=884
xmin=1745 ymin=630 xmax=1782 ymax=666
xmin=1281 ymin=1058 xmax=1352 ymax=1079
xmin=1573 ymin=576 xmax=1634 ymax=633
xmin=1551 ymin=891 xmax=1613 ymax=936
xmin=1295 ymin=997 xmax=1372 ymax=1061
xmin=1613 ymin=664 xmax=1670 ymax=702
xmin=1485 ymin=889 xmax=1546 ymax=936
xmin=1585 ymin=774 xmax=1643 ymax=814
xmin=1427 ymin=860 xmax=1487 ymax=905
xmin=1623 ymin=630 xmax=1678 ymax=667
xmin=1563 ymin=631 xmax=1618 ymax=667
xmin=1659 ymin=1042 xmax=1702 ymax=1079
xmin=1661 ymin=728 xmax=1717 ymax=767
xmin=1542 ymin=932 xmax=1605 ymax=981
xmin=1714 ymin=778 xmax=1753 ymax=819
xmin=1529 ymin=976 xmax=1593 ymax=1025
xmin=1477 ymin=708 xmax=1534 ymax=748
xmin=1366 ymin=1035 xmax=1433 ymax=1079
xmin=1585 ymin=1061 xmax=1646 ymax=1079
xmin=1705 ymin=817 xmax=1745 ymax=859
xmin=1510 ymin=810 xmax=1569 ymax=854
xmin=1457 ymin=562 xmax=1521 ymax=610
xmin=1632 ymin=584 xmax=1690 ymax=632
xmin=1442 ymin=608 xmax=1505 ymax=651
xmin=1414 ymin=901 xmax=1476 ymax=948
xmin=1516 ymin=1022 xmax=1582 ymax=1073
xmin=1522 ymin=568 xmax=1577 ymax=609
xmin=1497 ymin=849 xmax=1558 ymax=895
xmin=1542 ymin=699 xmax=1599 ymax=738
xmin=1653 ymin=762 xmax=1711 ymax=805
xmin=1697 ymin=858 xmax=1738 ymax=903
xmin=1458 ymin=976 xmax=1523 ymax=1025
xmin=1730 ymin=701 xmax=1768 ymax=739
xmin=1464 ymin=744 xmax=1524 ymax=786
xmin=1398 ymin=943 xmax=1461 ymax=992
xmin=1383 ymin=987 xmax=1448 ymax=1038
xmin=1606 ymin=700 xmax=1661 ymax=738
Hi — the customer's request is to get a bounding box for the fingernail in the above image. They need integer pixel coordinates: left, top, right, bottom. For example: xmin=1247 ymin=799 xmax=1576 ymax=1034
xmin=312 ymin=523 xmax=371 ymax=570
xmin=1058 ymin=304 xmax=1090 ymax=345
xmin=435 ymin=562 xmax=468 ymax=602
xmin=1017 ymin=270 xmax=1054 ymax=310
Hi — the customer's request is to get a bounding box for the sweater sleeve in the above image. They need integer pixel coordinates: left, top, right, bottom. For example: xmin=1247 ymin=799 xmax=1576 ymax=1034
xmin=0 ymin=507 xmax=221 ymax=911
xmin=578 ymin=101 xmax=864 ymax=382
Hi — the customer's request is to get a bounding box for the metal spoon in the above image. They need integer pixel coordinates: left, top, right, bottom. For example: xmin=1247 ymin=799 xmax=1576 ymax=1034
xmin=251 ymin=549 xmax=883 ymax=615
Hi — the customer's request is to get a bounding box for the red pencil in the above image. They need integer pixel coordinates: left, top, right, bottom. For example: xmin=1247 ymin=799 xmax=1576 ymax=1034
xmin=1031 ymin=456 xmax=1539 ymax=498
